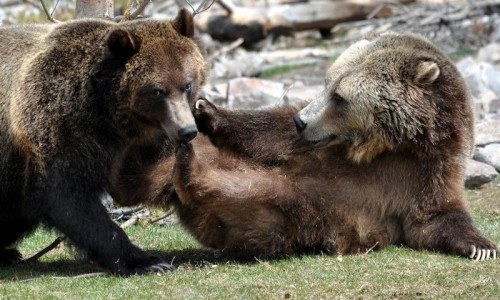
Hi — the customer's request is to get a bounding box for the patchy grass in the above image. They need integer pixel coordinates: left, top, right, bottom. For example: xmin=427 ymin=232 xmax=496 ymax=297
xmin=449 ymin=46 xmax=479 ymax=62
xmin=260 ymin=63 xmax=316 ymax=79
xmin=1 ymin=180 xmax=499 ymax=299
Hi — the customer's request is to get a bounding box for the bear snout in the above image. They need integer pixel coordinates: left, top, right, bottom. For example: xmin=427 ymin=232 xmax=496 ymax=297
xmin=178 ymin=125 xmax=198 ymax=143
xmin=293 ymin=115 xmax=307 ymax=133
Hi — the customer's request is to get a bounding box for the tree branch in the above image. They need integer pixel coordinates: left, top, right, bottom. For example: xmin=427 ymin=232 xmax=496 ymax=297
xmin=39 ymin=0 xmax=61 ymax=23
xmin=119 ymin=0 xmax=151 ymax=22
xmin=217 ymin=0 xmax=235 ymax=15
xmin=23 ymin=236 xmax=66 ymax=263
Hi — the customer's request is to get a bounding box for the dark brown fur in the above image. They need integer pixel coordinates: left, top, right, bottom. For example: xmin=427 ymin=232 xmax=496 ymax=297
xmin=115 ymin=33 xmax=498 ymax=260
xmin=0 ymin=9 xmax=208 ymax=274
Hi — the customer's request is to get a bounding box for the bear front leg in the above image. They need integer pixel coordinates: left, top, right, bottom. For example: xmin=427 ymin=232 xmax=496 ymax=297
xmin=28 ymin=168 xmax=173 ymax=275
xmin=194 ymin=98 xmax=311 ymax=165
xmin=0 ymin=249 xmax=23 ymax=266
xmin=404 ymin=211 xmax=498 ymax=260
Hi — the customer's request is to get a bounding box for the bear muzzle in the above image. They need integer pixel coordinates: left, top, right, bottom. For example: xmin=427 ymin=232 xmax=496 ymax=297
xmin=178 ymin=125 xmax=198 ymax=143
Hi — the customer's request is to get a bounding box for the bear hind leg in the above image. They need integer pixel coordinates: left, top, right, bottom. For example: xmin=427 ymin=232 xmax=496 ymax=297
xmin=404 ymin=211 xmax=498 ymax=260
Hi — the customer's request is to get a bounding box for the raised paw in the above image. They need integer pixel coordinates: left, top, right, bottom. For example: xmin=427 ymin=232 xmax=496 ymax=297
xmin=469 ymin=245 xmax=498 ymax=261
xmin=0 ymin=248 xmax=22 ymax=266
xmin=194 ymin=98 xmax=219 ymax=134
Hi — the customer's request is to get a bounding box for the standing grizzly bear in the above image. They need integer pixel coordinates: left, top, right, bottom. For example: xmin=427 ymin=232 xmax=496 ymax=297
xmin=0 ymin=9 xmax=208 ymax=274
xmin=113 ymin=33 xmax=497 ymax=260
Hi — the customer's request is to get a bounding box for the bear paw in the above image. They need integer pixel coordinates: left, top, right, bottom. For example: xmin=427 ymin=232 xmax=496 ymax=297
xmin=194 ymin=98 xmax=219 ymax=134
xmin=138 ymin=261 xmax=175 ymax=274
xmin=0 ymin=248 xmax=22 ymax=266
xmin=129 ymin=258 xmax=175 ymax=276
xmin=469 ymin=245 xmax=498 ymax=261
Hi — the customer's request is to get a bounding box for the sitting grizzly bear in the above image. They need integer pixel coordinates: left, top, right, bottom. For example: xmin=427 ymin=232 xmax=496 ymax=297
xmin=115 ymin=33 xmax=498 ymax=260
xmin=0 ymin=9 xmax=208 ymax=274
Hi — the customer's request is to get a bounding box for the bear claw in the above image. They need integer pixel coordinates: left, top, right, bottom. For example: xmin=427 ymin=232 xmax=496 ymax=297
xmin=469 ymin=245 xmax=497 ymax=260
xmin=133 ymin=261 xmax=174 ymax=275
xmin=195 ymin=99 xmax=206 ymax=110
xmin=144 ymin=262 xmax=174 ymax=273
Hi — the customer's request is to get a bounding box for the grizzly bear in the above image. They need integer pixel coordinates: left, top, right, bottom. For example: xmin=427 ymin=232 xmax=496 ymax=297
xmin=114 ymin=33 xmax=498 ymax=260
xmin=0 ymin=9 xmax=208 ymax=275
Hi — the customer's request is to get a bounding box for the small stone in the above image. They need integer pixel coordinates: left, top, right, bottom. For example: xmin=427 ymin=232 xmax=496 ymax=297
xmin=215 ymin=77 xmax=285 ymax=109
xmin=478 ymin=43 xmax=500 ymax=69
xmin=479 ymin=62 xmax=500 ymax=96
xmin=475 ymin=120 xmax=500 ymax=146
xmin=464 ymin=159 xmax=498 ymax=189
xmin=457 ymin=57 xmax=490 ymax=98
xmin=474 ymin=144 xmax=500 ymax=171
xmin=286 ymin=85 xmax=323 ymax=103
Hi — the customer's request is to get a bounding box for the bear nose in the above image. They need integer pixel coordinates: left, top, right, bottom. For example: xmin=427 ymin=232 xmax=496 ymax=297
xmin=178 ymin=125 xmax=198 ymax=142
xmin=293 ymin=115 xmax=307 ymax=133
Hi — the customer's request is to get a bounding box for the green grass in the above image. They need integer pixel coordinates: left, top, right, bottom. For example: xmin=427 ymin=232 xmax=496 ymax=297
xmin=449 ymin=46 xmax=479 ymax=62
xmin=1 ymin=182 xmax=499 ymax=299
xmin=260 ymin=63 xmax=315 ymax=79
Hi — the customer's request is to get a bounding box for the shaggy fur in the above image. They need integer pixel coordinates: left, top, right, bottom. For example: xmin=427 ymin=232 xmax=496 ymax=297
xmin=0 ymin=9 xmax=208 ymax=274
xmin=115 ymin=33 xmax=498 ymax=260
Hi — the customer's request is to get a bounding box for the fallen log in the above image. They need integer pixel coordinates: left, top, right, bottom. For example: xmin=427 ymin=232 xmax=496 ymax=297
xmin=196 ymin=0 xmax=396 ymax=45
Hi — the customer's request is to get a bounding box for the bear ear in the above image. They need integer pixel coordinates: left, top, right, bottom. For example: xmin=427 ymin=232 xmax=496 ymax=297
xmin=414 ymin=61 xmax=440 ymax=85
xmin=106 ymin=28 xmax=140 ymax=60
xmin=172 ymin=8 xmax=195 ymax=38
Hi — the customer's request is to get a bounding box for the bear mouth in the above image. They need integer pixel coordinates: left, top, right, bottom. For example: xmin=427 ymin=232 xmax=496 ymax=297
xmin=311 ymin=135 xmax=337 ymax=148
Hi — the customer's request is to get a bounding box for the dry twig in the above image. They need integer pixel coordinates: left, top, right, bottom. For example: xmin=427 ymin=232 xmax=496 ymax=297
xmin=119 ymin=0 xmax=151 ymax=22
xmin=148 ymin=208 xmax=177 ymax=224
xmin=182 ymin=0 xmax=217 ymax=16
xmin=23 ymin=236 xmax=66 ymax=263
xmin=217 ymin=0 xmax=235 ymax=15
xmin=208 ymin=37 xmax=244 ymax=60
xmin=39 ymin=0 xmax=61 ymax=23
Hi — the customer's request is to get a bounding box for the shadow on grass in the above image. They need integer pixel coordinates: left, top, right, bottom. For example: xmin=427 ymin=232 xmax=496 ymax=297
xmin=0 ymin=259 xmax=102 ymax=281
xmin=0 ymin=247 xmax=258 ymax=281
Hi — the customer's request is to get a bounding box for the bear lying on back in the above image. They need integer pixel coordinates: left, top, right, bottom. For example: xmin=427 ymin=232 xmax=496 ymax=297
xmin=0 ymin=9 xmax=208 ymax=274
xmin=114 ymin=33 xmax=498 ymax=260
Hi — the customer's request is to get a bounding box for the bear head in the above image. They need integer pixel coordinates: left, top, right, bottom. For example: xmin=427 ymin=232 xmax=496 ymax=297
xmin=103 ymin=8 xmax=208 ymax=143
xmin=295 ymin=33 xmax=473 ymax=163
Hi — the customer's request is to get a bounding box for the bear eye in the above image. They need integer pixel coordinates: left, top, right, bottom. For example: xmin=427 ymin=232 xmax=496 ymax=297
xmin=332 ymin=92 xmax=345 ymax=104
xmin=185 ymin=82 xmax=192 ymax=92
xmin=152 ymin=88 xmax=165 ymax=97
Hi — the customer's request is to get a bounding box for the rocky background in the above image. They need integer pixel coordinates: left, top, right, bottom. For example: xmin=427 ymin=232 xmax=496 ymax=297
xmin=1 ymin=0 xmax=499 ymax=189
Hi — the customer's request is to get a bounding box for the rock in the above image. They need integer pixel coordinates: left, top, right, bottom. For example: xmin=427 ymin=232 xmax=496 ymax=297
xmin=472 ymin=90 xmax=498 ymax=120
xmin=478 ymin=43 xmax=500 ymax=69
xmin=286 ymin=83 xmax=323 ymax=104
xmin=211 ymin=50 xmax=265 ymax=79
xmin=199 ymin=88 xmax=227 ymax=106
xmin=464 ymin=159 xmax=498 ymax=189
xmin=474 ymin=144 xmax=500 ymax=171
xmin=457 ymin=57 xmax=500 ymax=119
xmin=214 ymin=78 xmax=285 ymax=109
xmin=490 ymin=99 xmax=500 ymax=114
xmin=101 ymin=192 xmax=116 ymax=212
xmin=478 ymin=62 xmax=500 ymax=96
xmin=475 ymin=120 xmax=500 ymax=146
xmin=457 ymin=57 xmax=491 ymax=97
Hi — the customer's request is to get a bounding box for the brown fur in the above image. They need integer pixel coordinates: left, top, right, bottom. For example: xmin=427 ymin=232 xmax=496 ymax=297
xmin=0 ymin=9 xmax=208 ymax=274
xmin=115 ymin=33 xmax=497 ymax=260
